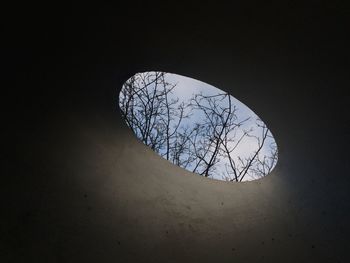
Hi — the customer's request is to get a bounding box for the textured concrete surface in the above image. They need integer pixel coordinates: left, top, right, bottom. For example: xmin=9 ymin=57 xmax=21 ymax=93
xmin=2 ymin=3 xmax=349 ymax=262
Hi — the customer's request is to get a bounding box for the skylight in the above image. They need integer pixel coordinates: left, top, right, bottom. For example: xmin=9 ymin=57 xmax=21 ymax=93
xmin=119 ymin=71 xmax=278 ymax=182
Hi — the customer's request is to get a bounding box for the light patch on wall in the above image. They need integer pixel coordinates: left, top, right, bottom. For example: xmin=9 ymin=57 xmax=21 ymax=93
xmin=119 ymin=71 xmax=278 ymax=182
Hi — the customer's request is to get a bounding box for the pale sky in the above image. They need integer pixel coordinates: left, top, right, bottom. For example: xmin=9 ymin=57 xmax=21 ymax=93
xmin=121 ymin=72 xmax=278 ymax=181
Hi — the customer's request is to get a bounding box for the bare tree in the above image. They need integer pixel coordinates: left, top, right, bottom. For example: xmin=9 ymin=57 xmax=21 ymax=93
xmin=188 ymin=93 xmax=277 ymax=181
xmin=188 ymin=92 xmax=253 ymax=180
xmin=222 ymin=119 xmax=272 ymax=182
xmin=119 ymin=72 xmax=278 ymax=181
xmin=188 ymin=93 xmax=241 ymax=177
xmin=119 ymin=72 xmax=189 ymax=160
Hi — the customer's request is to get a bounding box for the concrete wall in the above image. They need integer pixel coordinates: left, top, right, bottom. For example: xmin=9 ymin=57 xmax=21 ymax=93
xmin=2 ymin=3 xmax=349 ymax=262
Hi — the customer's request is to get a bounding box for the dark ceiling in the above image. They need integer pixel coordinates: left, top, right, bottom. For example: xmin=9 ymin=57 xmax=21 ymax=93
xmin=2 ymin=2 xmax=349 ymax=263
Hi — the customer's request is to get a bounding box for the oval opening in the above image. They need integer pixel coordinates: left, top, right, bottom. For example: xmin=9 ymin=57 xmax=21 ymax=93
xmin=119 ymin=71 xmax=278 ymax=182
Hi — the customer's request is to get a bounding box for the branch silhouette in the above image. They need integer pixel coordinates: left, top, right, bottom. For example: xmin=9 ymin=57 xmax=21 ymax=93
xmin=120 ymin=72 xmax=277 ymax=181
